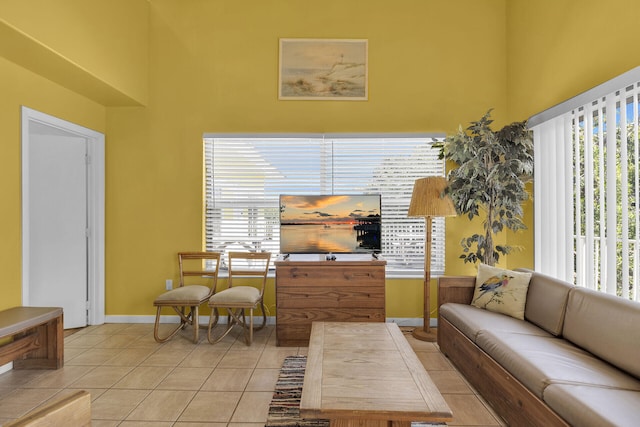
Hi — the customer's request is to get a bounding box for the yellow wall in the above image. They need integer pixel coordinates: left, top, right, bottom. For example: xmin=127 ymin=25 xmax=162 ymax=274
xmin=104 ymin=0 xmax=507 ymax=319
xmin=3 ymin=0 xmax=638 ymax=320
xmin=0 ymin=56 xmax=106 ymax=310
xmin=506 ymin=0 xmax=640 ymax=121
xmin=0 ymin=0 xmax=147 ymax=311
xmin=0 ymin=0 xmax=149 ymax=105
xmin=503 ymin=0 xmax=640 ymax=273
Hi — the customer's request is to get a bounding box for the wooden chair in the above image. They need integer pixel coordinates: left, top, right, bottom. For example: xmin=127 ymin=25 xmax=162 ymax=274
xmin=153 ymin=252 xmax=221 ymax=343
xmin=207 ymin=251 xmax=271 ymax=345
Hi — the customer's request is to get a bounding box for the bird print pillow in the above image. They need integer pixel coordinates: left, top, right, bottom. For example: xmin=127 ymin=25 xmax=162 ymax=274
xmin=471 ymin=264 xmax=533 ymax=320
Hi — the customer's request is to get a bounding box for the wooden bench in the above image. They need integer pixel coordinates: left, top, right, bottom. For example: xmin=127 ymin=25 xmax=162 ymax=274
xmin=0 ymin=307 xmax=64 ymax=370
xmin=4 ymin=390 xmax=91 ymax=426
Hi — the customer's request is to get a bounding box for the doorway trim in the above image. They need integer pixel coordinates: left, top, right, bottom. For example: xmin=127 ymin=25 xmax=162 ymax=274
xmin=21 ymin=106 xmax=105 ymax=325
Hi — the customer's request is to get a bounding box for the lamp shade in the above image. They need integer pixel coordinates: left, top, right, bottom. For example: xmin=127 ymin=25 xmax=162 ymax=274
xmin=408 ymin=176 xmax=457 ymax=217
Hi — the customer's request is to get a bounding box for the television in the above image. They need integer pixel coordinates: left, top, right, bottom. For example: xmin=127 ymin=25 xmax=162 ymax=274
xmin=279 ymin=194 xmax=381 ymax=254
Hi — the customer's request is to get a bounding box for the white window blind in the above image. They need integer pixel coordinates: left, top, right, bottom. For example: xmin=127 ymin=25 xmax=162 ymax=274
xmin=530 ymin=67 xmax=640 ymax=300
xmin=203 ymin=134 xmax=447 ymax=274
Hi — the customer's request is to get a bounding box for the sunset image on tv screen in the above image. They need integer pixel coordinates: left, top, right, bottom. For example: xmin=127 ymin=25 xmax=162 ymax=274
xmin=279 ymin=194 xmax=381 ymax=253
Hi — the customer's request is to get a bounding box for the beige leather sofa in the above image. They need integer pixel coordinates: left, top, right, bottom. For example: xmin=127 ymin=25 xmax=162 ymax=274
xmin=437 ymin=271 xmax=640 ymax=427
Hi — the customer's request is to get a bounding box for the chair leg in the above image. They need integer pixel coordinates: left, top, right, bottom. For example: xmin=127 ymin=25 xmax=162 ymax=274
xmin=192 ymin=305 xmax=199 ymax=343
xmin=225 ymin=308 xmax=252 ymax=346
xmin=248 ymin=308 xmax=254 ymax=345
xmin=179 ymin=307 xmax=188 ymax=329
xmin=207 ymin=307 xmax=234 ymax=344
xmin=255 ymin=300 xmax=267 ymax=331
xmin=235 ymin=308 xmax=253 ymax=346
xmin=209 ymin=305 xmax=264 ymax=346
xmin=153 ymin=306 xmax=183 ymax=343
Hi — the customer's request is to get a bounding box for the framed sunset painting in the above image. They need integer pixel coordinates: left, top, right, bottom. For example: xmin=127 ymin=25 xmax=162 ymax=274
xmin=278 ymin=38 xmax=368 ymax=100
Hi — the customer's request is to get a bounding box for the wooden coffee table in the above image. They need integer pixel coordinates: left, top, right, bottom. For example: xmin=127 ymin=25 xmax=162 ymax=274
xmin=300 ymin=322 xmax=453 ymax=427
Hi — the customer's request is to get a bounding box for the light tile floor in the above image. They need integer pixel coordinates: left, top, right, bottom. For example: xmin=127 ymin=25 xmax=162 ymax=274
xmin=0 ymin=324 xmax=506 ymax=426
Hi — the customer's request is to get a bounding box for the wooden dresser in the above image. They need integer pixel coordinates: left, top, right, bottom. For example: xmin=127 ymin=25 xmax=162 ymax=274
xmin=275 ymin=255 xmax=386 ymax=346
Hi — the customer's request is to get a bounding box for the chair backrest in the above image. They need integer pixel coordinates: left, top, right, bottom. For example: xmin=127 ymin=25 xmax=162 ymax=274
xmin=227 ymin=251 xmax=271 ymax=295
xmin=178 ymin=252 xmax=221 ymax=289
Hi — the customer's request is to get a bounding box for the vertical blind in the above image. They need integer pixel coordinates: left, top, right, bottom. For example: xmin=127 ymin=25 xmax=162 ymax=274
xmin=530 ymin=67 xmax=640 ymax=300
xmin=203 ymin=134 xmax=447 ymax=274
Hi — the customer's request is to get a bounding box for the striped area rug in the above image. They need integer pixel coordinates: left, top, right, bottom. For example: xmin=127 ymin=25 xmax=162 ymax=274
xmin=265 ymin=355 xmax=446 ymax=427
xmin=265 ymin=355 xmax=329 ymax=427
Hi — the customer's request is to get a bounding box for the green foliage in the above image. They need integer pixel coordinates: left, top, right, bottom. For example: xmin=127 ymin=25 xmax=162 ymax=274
xmin=438 ymin=110 xmax=534 ymax=266
xmin=575 ymin=116 xmax=638 ymax=294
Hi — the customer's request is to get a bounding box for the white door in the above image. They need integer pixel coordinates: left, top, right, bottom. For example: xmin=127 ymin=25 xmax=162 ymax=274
xmin=22 ymin=107 xmax=105 ymax=329
xmin=29 ymin=129 xmax=88 ymax=328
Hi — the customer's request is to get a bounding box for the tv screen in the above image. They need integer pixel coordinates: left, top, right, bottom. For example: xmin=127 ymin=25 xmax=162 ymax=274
xmin=279 ymin=194 xmax=381 ymax=254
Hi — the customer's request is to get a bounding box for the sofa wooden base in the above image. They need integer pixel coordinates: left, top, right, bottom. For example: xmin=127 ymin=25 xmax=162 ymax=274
xmin=438 ymin=317 xmax=568 ymax=427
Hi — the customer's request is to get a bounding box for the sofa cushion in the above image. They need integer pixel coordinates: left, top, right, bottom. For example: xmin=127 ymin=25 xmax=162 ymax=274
xmin=544 ymin=384 xmax=640 ymax=427
xmin=521 ymin=270 xmax=573 ymax=336
xmin=440 ymin=303 xmax=552 ymax=343
xmin=476 ymin=330 xmax=640 ymax=399
xmin=471 ymin=264 xmax=532 ymax=320
xmin=563 ymin=287 xmax=640 ymax=379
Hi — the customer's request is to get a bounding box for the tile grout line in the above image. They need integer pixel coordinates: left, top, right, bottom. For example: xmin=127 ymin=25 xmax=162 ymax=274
xmin=1 ymin=324 xmax=506 ymax=426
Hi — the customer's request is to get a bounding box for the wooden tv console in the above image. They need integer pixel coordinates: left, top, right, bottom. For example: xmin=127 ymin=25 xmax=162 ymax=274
xmin=275 ymin=254 xmax=386 ymax=346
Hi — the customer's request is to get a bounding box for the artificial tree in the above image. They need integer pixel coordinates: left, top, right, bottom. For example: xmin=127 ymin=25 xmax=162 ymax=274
xmin=438 ymin=109 xmax=534 ymax=266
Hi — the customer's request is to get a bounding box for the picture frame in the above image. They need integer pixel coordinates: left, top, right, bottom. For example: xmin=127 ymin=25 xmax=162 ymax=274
xmin=279 ymin=38 xmax=368 ymax=101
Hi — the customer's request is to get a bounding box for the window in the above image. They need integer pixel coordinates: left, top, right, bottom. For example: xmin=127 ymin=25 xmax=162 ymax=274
xmin=530 ymin=67 xmax=640 ymax=300
xmin=203 ymin=134 xmax=447 ymax=274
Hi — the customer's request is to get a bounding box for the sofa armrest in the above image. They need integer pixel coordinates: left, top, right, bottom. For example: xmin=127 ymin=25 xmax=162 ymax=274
xmin=438 ymin=276 xmax=475 ymax=307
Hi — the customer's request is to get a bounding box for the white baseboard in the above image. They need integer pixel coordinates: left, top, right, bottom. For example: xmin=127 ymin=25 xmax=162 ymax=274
xmin=0 ymin=362 xmax=12 ymax=375
xmin=103 ymin=315 xmax=277 ymax=326
xmin=386 ymin=318 xmax=438 ymax=328
xmin=103 ymin=315 xmax=433 ymax=327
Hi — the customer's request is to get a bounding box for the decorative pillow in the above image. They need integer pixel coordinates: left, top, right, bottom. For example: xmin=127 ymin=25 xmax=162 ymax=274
xmin=471 ymin=264 xmax=532 ymax=320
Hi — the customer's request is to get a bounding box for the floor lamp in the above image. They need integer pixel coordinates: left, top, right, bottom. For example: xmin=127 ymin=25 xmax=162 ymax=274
xmin=408 ymin=176 xmax=457 ymax=342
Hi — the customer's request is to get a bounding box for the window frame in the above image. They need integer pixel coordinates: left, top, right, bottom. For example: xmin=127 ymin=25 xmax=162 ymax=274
xmin=530 ymin=67 xmax=640 ymax=300
xmin=203 ymin=133 xmax=448 ymax=276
